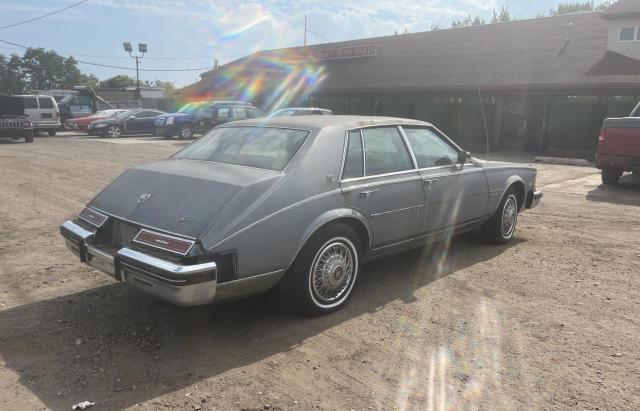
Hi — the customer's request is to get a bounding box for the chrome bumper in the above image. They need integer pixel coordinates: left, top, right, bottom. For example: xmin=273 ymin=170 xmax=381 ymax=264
xmin=526 ymin=190 xmax=543 ymax=209
xmin=60 ymin=220 xmax=217 ymax=306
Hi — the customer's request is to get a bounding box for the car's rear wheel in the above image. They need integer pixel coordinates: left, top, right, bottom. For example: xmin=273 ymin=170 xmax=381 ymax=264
xmin=24 ymin=133 xmax=34 ymax=143
xmin=177 ymin=125 xmax=193 ymax=140
xmin=48 ymin=129 xmax=56 ymax=136
xmin=482 ymin=188 xmax=519 ymax=244
xmin=104 ymin=125 xmax=122 ymax=138
xmin=601 ymin=168 xmax=622 ymax=185
xmin=282 ymin=223 xmax=361 ymax=316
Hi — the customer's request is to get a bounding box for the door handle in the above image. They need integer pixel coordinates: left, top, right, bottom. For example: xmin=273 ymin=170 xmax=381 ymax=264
xmin=422 ymin=178 xmax=438 ymax=186
xmin=359 ymin=190 xmax=379 ymax=198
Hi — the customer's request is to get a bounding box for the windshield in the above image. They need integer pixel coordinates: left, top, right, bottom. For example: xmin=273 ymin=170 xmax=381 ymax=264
xmin=178 ymin=103 xmax=204 ymax=114
xmin=173 ymin=126 xmax=309 ymax=171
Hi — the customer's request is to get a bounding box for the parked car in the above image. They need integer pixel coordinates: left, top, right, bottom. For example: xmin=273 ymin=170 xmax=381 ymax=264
xmin=268 ymin=107 xmax=333 ymax=117
xmin=87 ymin=109 xmax=165 ymax=137
xmin=60 ymin=116 xmax=542 ymax=315
xmin=64 ymin=109 xmax=127 ymax=132
xmin=597 ymin=102 xmax=640 ymax=184
xmin=154 ymin=101 xmax=265 ymax=139
xmin=0 ymin=95 xmax=34 ymax=143
xmin=14 ymin=94 xmax=61 ymax=136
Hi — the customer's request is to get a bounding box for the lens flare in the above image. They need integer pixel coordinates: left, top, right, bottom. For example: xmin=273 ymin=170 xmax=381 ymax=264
xmin=217 ymin=11 xmax=271 ymax=42
xmin=184 ymin=48 xmax=327 ymax=113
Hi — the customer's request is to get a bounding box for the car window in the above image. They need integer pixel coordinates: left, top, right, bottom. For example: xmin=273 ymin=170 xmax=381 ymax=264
xmin=362 ymin=127 xmax=414 ymax=176
xmin=22 ymin=97 xmax=38 ymax=109
xmin=38 ymin=97 xmax=54 ymax=109
xmin=135 ymin=111 xmax=155 ymax=118
xmin=173 ymin=126 xmax=309 ymax=171
xmin=232 ymin=107 xmax=247 ymax=120
xmin=246 ymin=108 xmax=264 ymax=118
xmin=402 ymin=127 xmax=459 ymax=168
xmin=343 ymin=130 xmax=364 ymax=179
xmin=200 ymin=107 xmax=215 ymax=119
xmin=217 ymin=107 xmax=231 ymax=118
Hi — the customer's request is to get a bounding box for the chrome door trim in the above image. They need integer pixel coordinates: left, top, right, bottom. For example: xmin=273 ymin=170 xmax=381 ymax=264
xmin=370 ymin=204 xmax=425 ymax=218
xmin=397 ymin=125 xmax=419 ymax=170
xmin=341 ymin=174 xmax=423 ymax=192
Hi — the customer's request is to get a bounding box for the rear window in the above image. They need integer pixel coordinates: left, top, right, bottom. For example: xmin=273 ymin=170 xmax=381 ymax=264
xmin=22 ymin=97 xmax=38 ymax=109
xmin=38 ymin=97 xmax=54 ymax=109
xmin=173 ymin=126 xmax=309 ymax=171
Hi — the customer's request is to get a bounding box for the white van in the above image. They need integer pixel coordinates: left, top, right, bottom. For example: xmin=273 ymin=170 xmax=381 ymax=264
xmin=15 ymin=95 xmax=61 ymax=136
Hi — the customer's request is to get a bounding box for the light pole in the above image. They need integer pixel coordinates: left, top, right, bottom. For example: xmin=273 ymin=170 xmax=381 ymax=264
xmin=123 ymin=42 xmax=147 ymax=106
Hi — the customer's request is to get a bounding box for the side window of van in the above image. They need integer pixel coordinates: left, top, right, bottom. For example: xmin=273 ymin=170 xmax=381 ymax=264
xmin=23 ymin=97 xmax=38 ymax=109
xmin=38 ymin=97 xmax=54 ymax=109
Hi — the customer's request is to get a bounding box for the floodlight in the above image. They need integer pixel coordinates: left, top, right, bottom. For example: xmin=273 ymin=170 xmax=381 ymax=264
xmin=123 ymin=42 xmax=133 ymax=52
xmin=138 ymin=43 xmax=148 ymax=53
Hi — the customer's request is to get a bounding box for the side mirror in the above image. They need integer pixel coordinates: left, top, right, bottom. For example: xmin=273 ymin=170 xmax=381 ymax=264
xmin=457 ymin=151 xmax=471 ymax=164
xmin=128 ymin=115 xmax=136 ymax=120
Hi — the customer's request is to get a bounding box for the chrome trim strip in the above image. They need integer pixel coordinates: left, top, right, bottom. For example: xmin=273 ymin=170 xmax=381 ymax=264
xmin=370 ymin=204 xmax=425 ymax=218
xmin=61 ymin=220 xmax=94 ymax=240
xmin=371 ymin=218 xmax=485 ymax=251
xmin=208 ymin=188 xmax=342 ymax=250
xmin=397 ymin=125 xmax=419 ymax=170
xmin=133 ymin=228 xmax=196 ymax=256
xmin=220 ymin=269 xmax=285 ymax=286
xmin=118 ymin=247 xmax=217 ymax=275
xmin=87 ymin=207 xmax=198 ymax=241
xmin=341 ymin=168 xmax=418 ymax=183
xmin=341 ymin=175 xmax=423 ymax=192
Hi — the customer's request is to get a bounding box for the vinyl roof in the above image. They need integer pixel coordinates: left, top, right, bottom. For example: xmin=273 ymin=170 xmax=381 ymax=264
xmin=220 ymin=115 xmax=432 ymax=130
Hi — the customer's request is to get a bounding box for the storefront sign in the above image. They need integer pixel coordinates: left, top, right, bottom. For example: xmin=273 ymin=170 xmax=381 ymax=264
xmin=320 ymin=45 xmax=377 ymax=60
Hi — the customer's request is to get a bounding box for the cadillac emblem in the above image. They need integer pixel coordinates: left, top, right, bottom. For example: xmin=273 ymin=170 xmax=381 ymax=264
xmin=138 ymin=193 xmax=151 ymax=204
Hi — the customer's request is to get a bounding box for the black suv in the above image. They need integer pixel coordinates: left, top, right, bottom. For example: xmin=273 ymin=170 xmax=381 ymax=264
xmin=154 ymin=101 xmax=266 ymax=139
xmin=0 ymin=95 xmax=34 ymax=143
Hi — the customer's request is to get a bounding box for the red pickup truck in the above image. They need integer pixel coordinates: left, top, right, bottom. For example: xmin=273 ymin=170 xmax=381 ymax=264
xmin=597 ymin=103 xmax=640 ymax=184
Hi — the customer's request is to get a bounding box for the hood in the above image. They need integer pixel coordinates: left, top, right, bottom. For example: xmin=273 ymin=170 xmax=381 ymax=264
xmin=89 ymin=159 xmax=282 ymax=239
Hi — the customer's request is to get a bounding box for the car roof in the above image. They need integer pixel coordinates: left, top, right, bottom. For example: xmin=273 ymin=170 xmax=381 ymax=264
xmin=222 ymin=115 xmax=434 ymax=130
xmin=209 ymin=101 xmax=252 ymax=106
xmin=274 ymin=107 xmax=331 ymax=111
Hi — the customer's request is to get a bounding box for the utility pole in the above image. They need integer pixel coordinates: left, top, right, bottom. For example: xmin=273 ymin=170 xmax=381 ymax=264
xmin=123 ymin=42 xmax=147 ymax=107
xmin=304 ymin=15 xmax=307 ymax=46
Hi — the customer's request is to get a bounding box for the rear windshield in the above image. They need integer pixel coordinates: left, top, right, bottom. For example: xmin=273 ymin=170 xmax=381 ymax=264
xmin=173 ymin=126 xmax=309 ymax=171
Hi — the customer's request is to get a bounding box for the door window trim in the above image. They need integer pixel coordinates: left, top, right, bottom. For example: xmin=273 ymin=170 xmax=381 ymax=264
xmin=340 ymin=123 xmax=470 ymax=183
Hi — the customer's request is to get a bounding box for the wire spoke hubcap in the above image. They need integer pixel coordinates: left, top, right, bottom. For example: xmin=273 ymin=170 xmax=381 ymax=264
xmin=311 ymin=241 xmax=354 ymax=304
xmin=501 ymin=195 xmax=518 ymax=238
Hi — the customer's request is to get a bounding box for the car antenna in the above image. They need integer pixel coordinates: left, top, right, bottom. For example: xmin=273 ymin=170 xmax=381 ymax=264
xmin=478 ymin=88 xmax=490 ymax=162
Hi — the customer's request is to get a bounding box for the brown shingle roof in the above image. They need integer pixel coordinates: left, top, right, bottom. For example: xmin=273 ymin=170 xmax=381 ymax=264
xmin=192 ymin=9 xmax=640 ymax=97
xmin=601 ymin=0 xmax=640 ymax=19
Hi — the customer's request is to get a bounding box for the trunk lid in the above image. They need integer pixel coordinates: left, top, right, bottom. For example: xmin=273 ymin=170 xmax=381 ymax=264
xmin=89 ymin=159 xmax=281 ymax=239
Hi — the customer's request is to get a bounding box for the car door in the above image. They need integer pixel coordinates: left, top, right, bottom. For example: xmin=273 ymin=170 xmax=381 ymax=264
xmin=340 ymin=126 xmax=426 ymax=247
xmin=139 ymin=111 xmax=162 ymax=133
xmin=401 ymin=126 xmax=489 ymax=234
xmin=126 ymin=111 xmax=156 ymax=134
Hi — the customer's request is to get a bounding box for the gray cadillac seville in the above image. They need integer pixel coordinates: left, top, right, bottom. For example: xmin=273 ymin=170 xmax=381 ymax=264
xmin=60 ymin=116 xmax=542 ymax=315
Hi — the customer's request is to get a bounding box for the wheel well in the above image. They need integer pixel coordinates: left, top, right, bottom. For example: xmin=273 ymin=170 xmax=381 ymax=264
xmin=329 ymin=217 xmax=370 ymax=252
xmin=509 ymin=181 xmax=525 ymax=209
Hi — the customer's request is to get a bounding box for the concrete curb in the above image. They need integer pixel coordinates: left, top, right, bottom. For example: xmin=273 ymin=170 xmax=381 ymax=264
xmin=533 ymin=156 xmax=592 ymax=167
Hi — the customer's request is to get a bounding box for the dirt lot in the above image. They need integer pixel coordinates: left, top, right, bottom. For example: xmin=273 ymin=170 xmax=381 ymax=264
xmin=1 ymin=135 xmax=639 ymax=410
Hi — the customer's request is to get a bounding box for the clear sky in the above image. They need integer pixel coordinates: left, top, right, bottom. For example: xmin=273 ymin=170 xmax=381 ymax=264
xmin=0 ymin=0 xmax=612 ymax=87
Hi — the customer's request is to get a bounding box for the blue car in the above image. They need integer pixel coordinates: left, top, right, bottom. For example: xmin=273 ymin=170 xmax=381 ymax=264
xmin=154 ymin=101 xmax=265 ymax=139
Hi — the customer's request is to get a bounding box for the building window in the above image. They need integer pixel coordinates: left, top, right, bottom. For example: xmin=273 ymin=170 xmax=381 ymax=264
xmin=619 ymin=27 xmax=636 ymax=42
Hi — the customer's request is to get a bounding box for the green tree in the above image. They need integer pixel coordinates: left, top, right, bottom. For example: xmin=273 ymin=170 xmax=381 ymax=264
xmin=98 ymin=75 xmax=137 ymax=88
xmin=491 ymin=6 xmax=513 ymax=23
xmin=0 ymin=54 xmax=26 ymax=94
xmin=452 ymin=15 xmax=485 ymax=28
xmin=549 ymin=1 xmax=611 ymax=16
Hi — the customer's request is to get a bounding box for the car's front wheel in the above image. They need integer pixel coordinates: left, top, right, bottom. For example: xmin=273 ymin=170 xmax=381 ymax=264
xmin=482 ymin=188 xmax=519 ymax=244
xmin=282 ymin=223 xmax=361 ymax=316
xmin=104 ymin=125 xmax=122 ymax=138
xmin=177 ymin=125 xmax=193 ymax=140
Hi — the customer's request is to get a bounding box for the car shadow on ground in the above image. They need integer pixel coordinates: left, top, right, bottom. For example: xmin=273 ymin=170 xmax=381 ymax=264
xmin=0 ymin=234 xmax=523 ymax=409
xmin=586 ymin=173 xmax=640 ymax=206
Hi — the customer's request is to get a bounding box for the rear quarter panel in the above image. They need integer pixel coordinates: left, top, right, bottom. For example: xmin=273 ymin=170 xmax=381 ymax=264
xmin=600 ymin=118 xmax=640 ymax=158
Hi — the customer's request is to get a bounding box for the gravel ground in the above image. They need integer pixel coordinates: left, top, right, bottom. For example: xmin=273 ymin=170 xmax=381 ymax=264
xmin=0 ymin=135 xmax=639 ymax=410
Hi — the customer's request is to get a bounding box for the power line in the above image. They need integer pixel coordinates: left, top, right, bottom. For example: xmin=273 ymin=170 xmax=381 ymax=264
xmin=0 ymin=39 xmax=217 ymax=72
xmin=0 ymin=0 xmax=90 ymax=30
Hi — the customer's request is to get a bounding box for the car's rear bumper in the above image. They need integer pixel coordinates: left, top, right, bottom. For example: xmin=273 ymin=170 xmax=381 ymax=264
xmin=596 ymin=154 xmax=640 ymax=172
xmin=0 ymin=128 xmax=32 ymax=137
xmin=33 ymin=121 xmax=61 ymax=129
xmin=525 ymin=190 xmax=543 ymax=209
xmin=60 ymin=220 xmax=217 ymax=306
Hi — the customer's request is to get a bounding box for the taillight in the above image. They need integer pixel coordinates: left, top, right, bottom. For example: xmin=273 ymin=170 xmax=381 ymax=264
xmin=598 ymin=128 xmax=606 ymax=142
xmin=133 ymin=229 xmax=196 ymax=256
xmin=54 ymin=111 xmax=59 ymax=120
xmin=23 ymin=120 xmax=32 ymax=128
